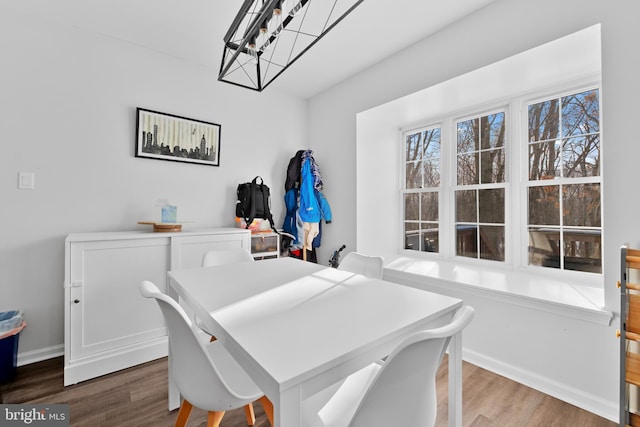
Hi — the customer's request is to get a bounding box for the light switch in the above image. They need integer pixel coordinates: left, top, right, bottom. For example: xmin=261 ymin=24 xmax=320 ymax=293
xmin=18 ymin=172 xmax=35 ymax=190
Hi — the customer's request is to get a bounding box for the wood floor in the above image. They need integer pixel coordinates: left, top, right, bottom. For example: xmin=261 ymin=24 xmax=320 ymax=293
xmin=1 ymin=356 xmax=615 ymax=427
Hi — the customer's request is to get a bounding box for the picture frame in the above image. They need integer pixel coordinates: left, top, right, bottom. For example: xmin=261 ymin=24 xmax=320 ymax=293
xmin=135 ymin=108 xmax=221 ymax=166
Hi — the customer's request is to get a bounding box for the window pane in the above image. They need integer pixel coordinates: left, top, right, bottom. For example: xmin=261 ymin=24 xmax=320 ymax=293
xmin=480 ymin=225 xmax=505 ymax=261
xmin=527 ymin=88 xmax=602 ymax=273
xmin=528 ymin=226 xmax=560 ymax=269
xmin=480 ymin=148 xmax=505 ymax=183
xmin=405 ymin=132 xmax=422 ymax=162
xmin=529 ymin=141 xmax=560 ymax=180
xmin=479 ymin=189 xmax=505 ymax=224
xmin=456 ymin=190 xmax=477 ymax=222
xmin=561 ymin=89 xmax=599 ymax=138
xmin=404 ymin=223 xmax=419 ymax=251
xmin=421 ymin=192 xmax=438 ymax=221
xmin=563 ymin=183 xmax=601 ymax=227
xmin=421 ymin=224 xmax=439 ymax=253
xmin=562 ymin=135 xmax=600 ymax=178
xmin=457 ymin=119 xmax=478 ymax=153
xmin=528 ymin=186 xmax=559 ymax=225
xmin=456 ymin=225 xmax=478 ymax=258
xmin=423 ymin=159 xmax=440 ymax=187
xmin=481 ymin=113 xmax=505 ymax=149
xmin=405 ymin=162 xmax=421 ymax=189
xmin=563 ymin=228 xmax=602 ymax=273
xmin=528 ymin=99 xmax=559 ymax=142
xmin=423 ymin=128 xmax=441 ymax=159
xmin=404 ymin=194 xmax=419 ymax=221
xmin=403 ymin=127 xmax=441 ymax=255
xmin=457 ymin=153 xmax=479 ymax=185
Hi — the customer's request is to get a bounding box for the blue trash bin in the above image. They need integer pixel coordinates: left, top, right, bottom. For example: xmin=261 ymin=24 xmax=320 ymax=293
xmin=0 ymin=310 xmax=26 ymax=383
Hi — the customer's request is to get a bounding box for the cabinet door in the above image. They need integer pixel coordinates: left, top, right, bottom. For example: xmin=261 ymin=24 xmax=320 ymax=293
xmin=69 ymin=238 xmax=170 ymax=360
xmin=171 ymin=232 xmax=250 ymax=270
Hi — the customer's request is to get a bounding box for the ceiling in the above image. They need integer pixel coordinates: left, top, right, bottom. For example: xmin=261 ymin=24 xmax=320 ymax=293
xmin=2 ymin=0 xmax=496 ymax=98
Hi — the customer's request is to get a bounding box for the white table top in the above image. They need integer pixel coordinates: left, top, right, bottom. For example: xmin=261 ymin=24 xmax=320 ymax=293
xmin=168 ymin=257 xmax=463 ymax=425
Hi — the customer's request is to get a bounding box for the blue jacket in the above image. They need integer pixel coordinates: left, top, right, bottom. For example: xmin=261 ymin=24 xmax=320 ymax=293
xmin=282 ymin=188 xmax=299 ymax=243
xmin=282 ymin=187 xmax=328 ymax=248
xmin=299 ymin=158 xmax=332 ymax=223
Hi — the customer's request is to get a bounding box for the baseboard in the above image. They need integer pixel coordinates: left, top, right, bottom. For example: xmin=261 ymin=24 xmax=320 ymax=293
xmin=463 ymin=348 xmax=618 ymax=423
xmin=63 ymin=338 xmax=167 ymax=386
xmin=17 ymin=344 xmax=64 ymax=367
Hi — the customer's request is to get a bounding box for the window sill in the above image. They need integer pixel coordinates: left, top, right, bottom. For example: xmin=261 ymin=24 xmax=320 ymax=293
xmin=382 ymin=254 xmax=613 ymax=326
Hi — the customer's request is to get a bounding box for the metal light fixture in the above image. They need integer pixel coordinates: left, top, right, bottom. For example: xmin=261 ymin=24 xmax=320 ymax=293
xmin=219 ymin=0 xmax=366 ymax=92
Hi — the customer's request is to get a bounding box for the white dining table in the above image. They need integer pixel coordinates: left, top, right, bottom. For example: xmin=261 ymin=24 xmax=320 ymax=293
xmin=167 ymin=257 xmax=464 ymax=427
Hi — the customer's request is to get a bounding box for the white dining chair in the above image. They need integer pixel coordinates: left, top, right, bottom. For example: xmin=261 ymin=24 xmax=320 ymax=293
xmin=201 ymin=247 xmax=255 ymax=267
xmin=139 ymin=280 xmax=273 ymax=427
xmin=198 ymin=247 xmax=254 ymax=336
xmin=201 ymin=247 xmax=261 ymax=425
xmin=337 ymin=252 xmax=384 ymax=279
xmin=301 ymin=305 xmax=475 ymax=427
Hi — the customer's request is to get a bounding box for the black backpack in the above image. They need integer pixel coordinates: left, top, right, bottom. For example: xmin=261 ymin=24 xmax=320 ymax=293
xmin=235 ymin=176 xmax=277 ymax=232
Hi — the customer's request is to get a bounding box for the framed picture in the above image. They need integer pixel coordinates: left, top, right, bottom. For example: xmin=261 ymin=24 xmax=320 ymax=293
xmin=135 ymin=108 xmax=221 ymax=166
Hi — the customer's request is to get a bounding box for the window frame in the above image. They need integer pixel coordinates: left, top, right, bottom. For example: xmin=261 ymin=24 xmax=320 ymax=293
xmin=399 ymin=79 xmax=602 ymax=281
xmin=519 ymin=83 xmax=603 ymax=277
xmin=401 ymin=123 xmax=443 ymax=254
xmin=452 ymin=107 xmax=509 ymax=263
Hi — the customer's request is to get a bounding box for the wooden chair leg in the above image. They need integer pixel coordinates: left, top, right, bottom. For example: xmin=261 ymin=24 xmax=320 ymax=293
xmin=207 ymin=411 xmax=225 ymax=427
xmin=175 ymin=399 xmax=193 ymax=427
xmin=258 ymin=396 xmax=274 ymax=427
xmin=244 ymin=403 xmax=256 ymax=425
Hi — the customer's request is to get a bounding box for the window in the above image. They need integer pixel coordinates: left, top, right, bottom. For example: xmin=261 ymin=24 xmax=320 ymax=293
xmin=526 ymin=89 xmax=601 ymax=273
xmin=403 ymin=126 xmax=441 ymax=252
xmin=400 ymin=85 xmax=601 ymax=275
xmin=455 ymin=112 xmax=506 ymax=261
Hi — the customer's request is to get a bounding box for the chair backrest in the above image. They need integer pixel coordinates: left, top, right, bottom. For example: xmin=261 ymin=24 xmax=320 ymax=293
xmin=337 ymin=252 xmax=384 ymax=279
xmin=349 ymin=306 xmax=475 ymax=427
xmin=139 ymin=280 xmax=252 ymax=411
xmin=202 ymin=248 xmax=255 ymax=267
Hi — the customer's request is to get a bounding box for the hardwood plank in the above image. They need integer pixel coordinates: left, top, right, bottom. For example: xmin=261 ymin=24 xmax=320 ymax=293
xmin=1 ymin=356 xmax=614 ymax=427
xmin=469 ymin=414 xmax=498 ymax=427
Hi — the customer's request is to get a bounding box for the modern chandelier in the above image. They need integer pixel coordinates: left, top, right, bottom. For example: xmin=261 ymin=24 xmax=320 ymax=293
xmin=219 ymin=0 xmax=366 ymax=92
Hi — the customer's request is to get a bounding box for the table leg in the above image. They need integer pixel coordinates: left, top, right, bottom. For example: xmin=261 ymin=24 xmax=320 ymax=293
xmin=273 ymin=387 xmax=301 ymax=427
xmin=448 ymin=331 xmax=462 ymax=427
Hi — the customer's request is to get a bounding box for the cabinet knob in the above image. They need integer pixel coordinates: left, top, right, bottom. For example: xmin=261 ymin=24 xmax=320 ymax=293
xmin=73 ymin=299 xmax=80 ymax=304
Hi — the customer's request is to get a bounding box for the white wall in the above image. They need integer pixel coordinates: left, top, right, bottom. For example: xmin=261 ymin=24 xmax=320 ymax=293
xmin=354 ymin=115 xmax=398 ymax=253
xmin=308 ymin=0 xmax=640 ymax=421
xmin=0 ymin=8 xmax=307 ymax=362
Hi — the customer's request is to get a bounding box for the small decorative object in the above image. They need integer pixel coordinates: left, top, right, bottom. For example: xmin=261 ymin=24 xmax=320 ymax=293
xmin=137 ymin=221 xmax=183 ymax=232
xmin=138 ymin=199 xmax=183 ymax=232
xmin=135 ymin=108 xmax=221 ymax=166
xmin=152 ymin=199 xmax=178 ymax=223
xmin=235 ymin=217 xmax=271 ymax=232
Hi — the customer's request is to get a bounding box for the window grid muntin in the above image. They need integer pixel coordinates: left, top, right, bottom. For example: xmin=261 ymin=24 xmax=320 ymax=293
xmin=528 ymin=89 xmax=600 ymax=182
xmin=455 ymin=110 xmax=507 ymax=262
xmin=526 ymin=87 xmax=602 ymax=274
xmin=403 ymin=125 xmax=441 ymax=253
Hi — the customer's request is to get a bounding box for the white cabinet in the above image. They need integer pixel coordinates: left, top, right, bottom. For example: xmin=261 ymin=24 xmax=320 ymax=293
xmin=63 ymin=228 xmax=250 ymax=386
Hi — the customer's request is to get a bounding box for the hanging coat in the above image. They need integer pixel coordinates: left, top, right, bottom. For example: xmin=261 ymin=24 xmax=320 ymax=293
xmin=299 ymin=157 xmax=332 ymax=223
